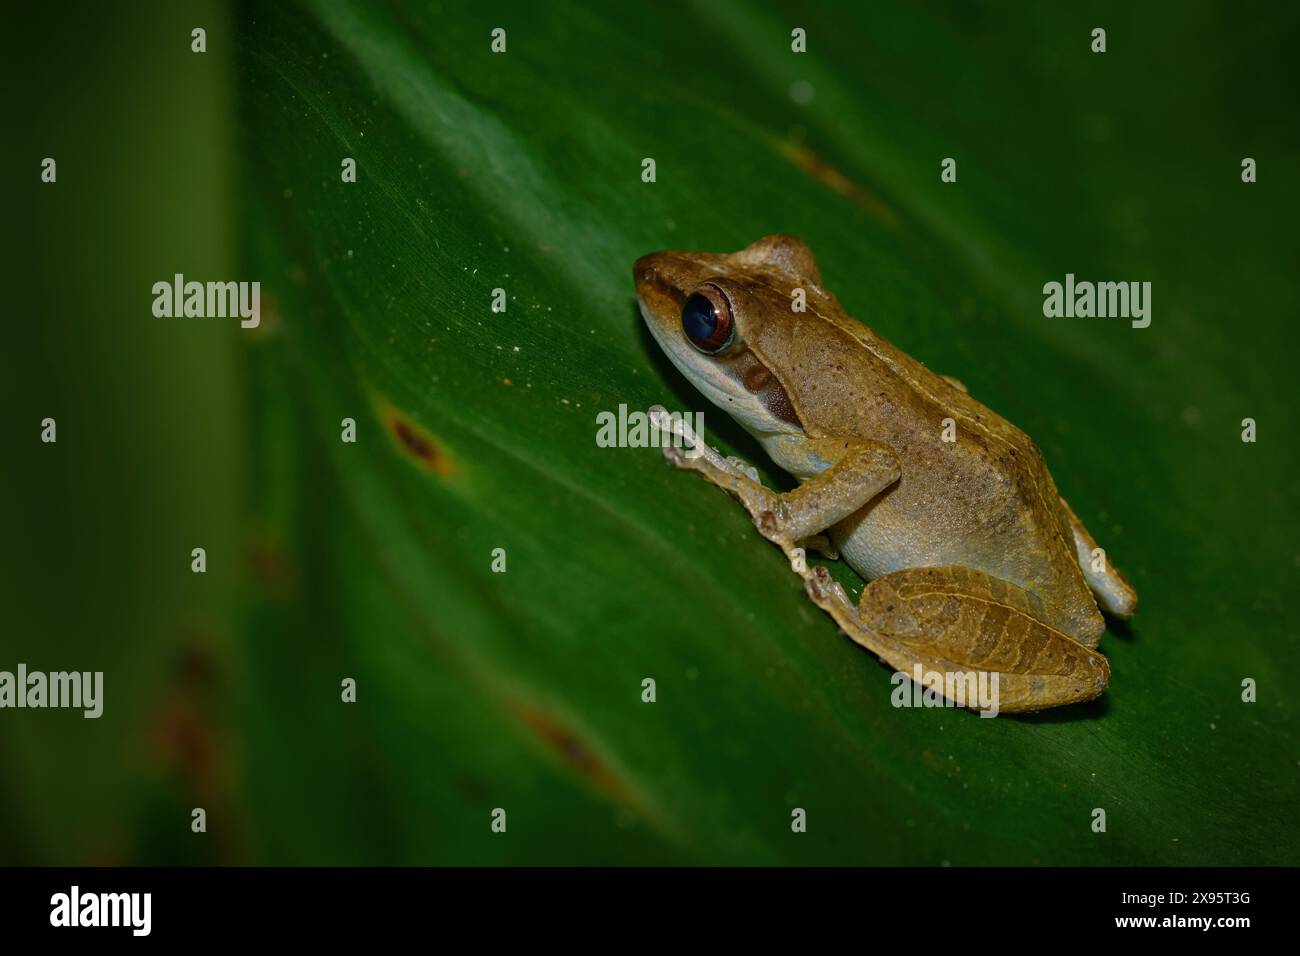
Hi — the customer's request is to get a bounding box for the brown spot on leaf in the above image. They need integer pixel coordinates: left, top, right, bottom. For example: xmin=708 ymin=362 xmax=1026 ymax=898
xmin=244 ymin=529 xmax=300 ymax=602
xmin=781 ymin=143 xmax=896 ymax=225
xmin=380 ymin=403 xmax=455 ymax=477
xmin=147 ymin=637 xmax=245 ymax=863
xmin=153 ymin=641 xmax=222 ymax=786
xmin=514 ymin=702 xmax=641 ymax=814
xmin=245 ymin=291 xmax=281 ymax=340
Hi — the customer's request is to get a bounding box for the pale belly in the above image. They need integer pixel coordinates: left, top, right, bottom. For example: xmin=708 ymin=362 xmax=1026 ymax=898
xmin=754 ymin=428 xmax=1088 ymax=625
xmin=826 ymin=482 xmax=1102 ymax=645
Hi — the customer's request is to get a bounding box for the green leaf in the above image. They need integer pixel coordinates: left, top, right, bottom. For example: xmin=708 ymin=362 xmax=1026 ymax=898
xmin=233 ymin=0 xmax=1300 ymax=864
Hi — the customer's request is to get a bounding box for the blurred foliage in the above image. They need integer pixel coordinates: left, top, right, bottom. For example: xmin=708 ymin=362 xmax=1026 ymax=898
xmin=5 ymin=0 xmax=1298 ymax=865
xmin=4 ymin=0 xmax=238 ymax=865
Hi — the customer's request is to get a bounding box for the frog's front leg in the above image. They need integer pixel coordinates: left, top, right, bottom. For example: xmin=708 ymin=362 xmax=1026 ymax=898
xmin=651 ymin=407 xmax=899 ymax=555
xmin=716 ymin=456 xmax=837 ymax=554
xmin=803 ymin=564 xmax=1110 ymax=713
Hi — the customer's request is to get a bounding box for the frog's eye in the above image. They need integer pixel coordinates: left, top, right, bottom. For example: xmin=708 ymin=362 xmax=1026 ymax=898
xmin=681 ymin=283 xmax=735 ymax=354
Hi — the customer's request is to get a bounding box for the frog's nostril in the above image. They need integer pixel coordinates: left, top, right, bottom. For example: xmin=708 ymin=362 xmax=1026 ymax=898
xmin=633 ymin=252 xmax=665 ymax=281
xmin=634 ymin=260 xmax=661 ymax=296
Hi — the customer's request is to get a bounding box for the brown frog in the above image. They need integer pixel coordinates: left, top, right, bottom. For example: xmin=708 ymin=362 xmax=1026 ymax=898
xmin=636 ymin=235 xmax=1137 ymax=713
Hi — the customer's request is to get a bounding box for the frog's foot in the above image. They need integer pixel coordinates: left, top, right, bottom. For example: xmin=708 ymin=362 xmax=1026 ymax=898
xmin=803 ymin=565 xmax=1110 ymax=713
xmin=803 ymin=565 xmax=857 ymax=614
xmin=652 ymin=405 xmax=786 ymax=528
xmin=1058 ymin=496 xmax=1138 ymax=618
xmin=651 ymin=406 xmax=750 ymax=476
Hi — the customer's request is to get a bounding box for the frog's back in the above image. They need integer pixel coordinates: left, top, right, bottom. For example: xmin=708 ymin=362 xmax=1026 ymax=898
xmin=759 ymin=303 xmax=1104 ymax=644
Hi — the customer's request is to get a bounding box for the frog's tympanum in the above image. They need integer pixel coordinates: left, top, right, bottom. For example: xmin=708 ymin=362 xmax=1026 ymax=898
xmin=636 ymin=235 xmax=1137 ymax=713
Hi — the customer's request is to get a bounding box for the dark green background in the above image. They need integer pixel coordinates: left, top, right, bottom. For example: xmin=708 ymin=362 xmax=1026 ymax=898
xmin=4 ymin=1 xmax=1297 ymax=865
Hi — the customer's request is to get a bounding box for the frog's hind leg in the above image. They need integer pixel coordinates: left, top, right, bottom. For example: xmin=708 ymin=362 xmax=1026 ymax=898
xmin=803 ymin=565 xmax=1110 ymax=713
xmin=1058 ymin=497 xmax=1138 ymax=618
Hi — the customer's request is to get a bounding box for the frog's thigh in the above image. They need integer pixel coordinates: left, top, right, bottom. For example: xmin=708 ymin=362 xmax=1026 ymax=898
xmin=804 ymin=565 xmax=1109 ymax=712
xmin=1058 ymin=496 xmax=1138 ymax=618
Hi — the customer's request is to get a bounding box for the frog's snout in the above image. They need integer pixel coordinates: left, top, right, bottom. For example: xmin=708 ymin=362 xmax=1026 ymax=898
xmin=633 ymin=252 xmax=686 ymax=320
xmin=633 ymin=253 xmax=663 ymax=299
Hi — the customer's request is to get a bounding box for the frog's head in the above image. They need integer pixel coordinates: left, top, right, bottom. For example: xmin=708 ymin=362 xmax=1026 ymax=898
xmin=634 ymin=234 xmax=822 ymax=436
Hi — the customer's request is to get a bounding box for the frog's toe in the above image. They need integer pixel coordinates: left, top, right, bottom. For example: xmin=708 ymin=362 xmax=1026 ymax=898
xmin=804 ymin=565 xmax=853 ymax=611
xmin=661 ymin=444 xmax=687 ymax=467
